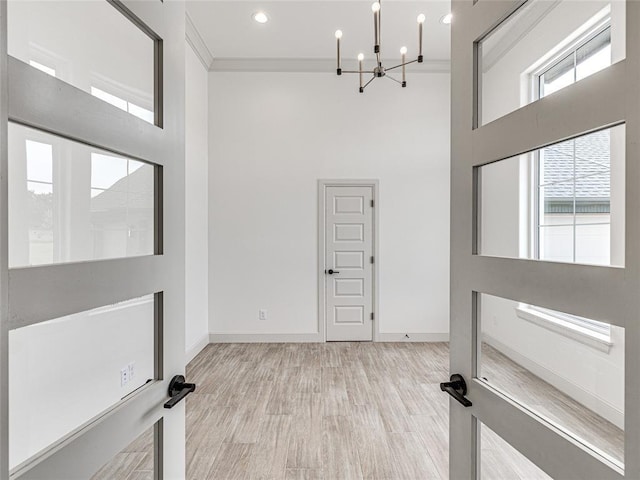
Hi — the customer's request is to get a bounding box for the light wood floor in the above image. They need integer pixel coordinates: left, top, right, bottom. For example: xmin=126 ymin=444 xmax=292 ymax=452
xmin=94 ymin=342 xmax=623 ymax=479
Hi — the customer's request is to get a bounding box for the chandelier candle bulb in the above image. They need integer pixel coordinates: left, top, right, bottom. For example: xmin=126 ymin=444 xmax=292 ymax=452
xmin=372 ymin=2 xmax=381 ymax=52
xmin=417 ymin=13 xmax=425 ymax=62
xmin=358 ymin=53 xmax=364 ymax=92
xmin=335 ymin=30 xmax=342 ymax=74
xmin=400 ymin=46 xmax=407 ymax=86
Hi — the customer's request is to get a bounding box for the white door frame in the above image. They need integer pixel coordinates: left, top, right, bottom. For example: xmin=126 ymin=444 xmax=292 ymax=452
xmin=0 ymin=2 xmax=186 ymax=478
xmin=451 ymin=0 xmax=637 ymax=479
xmin=318 ymin=179 xmax=379 ymax=342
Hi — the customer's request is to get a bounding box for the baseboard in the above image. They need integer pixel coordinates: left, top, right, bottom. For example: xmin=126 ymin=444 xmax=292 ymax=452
xmin=186 ymin=333 xmax=210 ymax=364
xmin=209 ymin=333 xmax=323 ymax=343
xmin=376 ymin=332 xmax=449 ymax=342
xmin=209 ymin=332 xmax=449 ymax=343
xmin=484 ymin=334 xmax=624 ymax=429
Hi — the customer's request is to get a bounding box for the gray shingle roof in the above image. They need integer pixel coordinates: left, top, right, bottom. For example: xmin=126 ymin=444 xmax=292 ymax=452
xmin=541 ymin=129 xmax=610 ymax=202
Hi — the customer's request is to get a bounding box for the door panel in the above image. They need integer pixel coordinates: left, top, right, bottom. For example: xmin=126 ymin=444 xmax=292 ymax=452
xmin=1 ymin=1 xmax=186 ymax=478
xmin=325 ymin=185 xmax=374 ymax=341
xmin=451 ymin=0 xmax=635 ymax=478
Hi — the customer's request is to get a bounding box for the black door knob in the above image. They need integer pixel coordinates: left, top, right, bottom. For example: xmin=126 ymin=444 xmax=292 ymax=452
xmin=440 ymin=373 xmax=472 ymax=407
xmin=325 ymin=269 xmax=340 ymax=275
xmin=164 ymin=375 xmax=196 ymax=409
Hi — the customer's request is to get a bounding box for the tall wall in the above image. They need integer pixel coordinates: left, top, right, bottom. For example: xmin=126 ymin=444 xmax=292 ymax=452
xmin=185 ymin=45 xmax=210 ymax=360
xmin=208 ymin=71 xmax=451 ymax=341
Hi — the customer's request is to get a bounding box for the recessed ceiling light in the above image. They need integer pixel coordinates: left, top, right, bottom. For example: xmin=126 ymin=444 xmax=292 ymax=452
xmin=253 ymin=11 xmax=269 ymax=24
xmin=440 ymin=13 xmax=452 ymax=24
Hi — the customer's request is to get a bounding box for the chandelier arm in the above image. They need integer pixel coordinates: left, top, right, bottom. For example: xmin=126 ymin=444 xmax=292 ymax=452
xmin=385 ymin=58 xmax=419 ymax=71
xmin=361 ymin=75 xmax=376 ymax=91
xmin=340 ymin=70 xmax=375 ymax=74
xmin=385 ymin=74 xmax=403 ymax=85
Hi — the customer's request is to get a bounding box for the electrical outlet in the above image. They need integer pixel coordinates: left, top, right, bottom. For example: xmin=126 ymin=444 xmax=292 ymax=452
xmin=120 ymin=367 xmax=130 ymax=387
xmin=128 ymin=362 xmax=136 ymax=380
xmin=259 ymin=309 xmax=268 ymax=321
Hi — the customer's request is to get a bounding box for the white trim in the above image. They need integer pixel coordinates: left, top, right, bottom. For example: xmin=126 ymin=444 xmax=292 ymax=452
xmin=210 ymin=58 xmax=450 ymax=74
xmin=209 ymin=333 xmax=322 ymax=343
xmin=377 ymin=333 xmax=449 ymax=342
xmin=483 ymin=334 xmax=623 ymax=429
xmin=524 ymin=6 xmax=611 ymax=82
xmin=185 ymin=12 xmax=214 ymax=70
xmin=185 ymin=333 xmax=210 ymax=364
xmin=516 ymin=305 xmax=612 ymax=353
xmin=482 ymin=0 xmax=562 ymax=73
xmin=318 ymin=179 xmax=379 ymax=343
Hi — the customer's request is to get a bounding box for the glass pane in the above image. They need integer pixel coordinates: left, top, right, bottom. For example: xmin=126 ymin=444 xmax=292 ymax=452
xmin=9 ymin=295 xmax=155 ymax=469
xmin=9 ymin=123 xmax=155 ymax=268
xmin=577 ymin=28 xmax=612 ymax=80
xmin=8 ymin=0 xmax=155 ymax=124
xmin=477 ymin=124 xmax=624 ymax=266
xmin=478 ymin=292 xmax=624 ymax=467
xmin=576 ymin=224 xmax=610 ymax=264
xmin=479 ymin=421 xmax=552 ymax=479
xmin=540 ymin=53 xmax=575 ymax=98
xmin=539 ymin=225 xmax=573 ymax=262
xmin=479 ymin=1 xmax=624 ymax=126
xmin=91 ymin=424 xmax=156 ymax=480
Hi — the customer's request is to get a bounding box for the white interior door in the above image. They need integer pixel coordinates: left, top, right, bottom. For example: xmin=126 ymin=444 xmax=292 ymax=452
xmin=450 ymin=0 xmax=636 ymax=478
xmin=0 ymin=1 xmax=186 ymax=478
xmin=323 ymin=184 xmax=374 ymax=342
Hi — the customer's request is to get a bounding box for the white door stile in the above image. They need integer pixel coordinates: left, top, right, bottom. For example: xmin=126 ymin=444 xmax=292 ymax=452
xmin=451 ymin=0 xmax=639 ymax=478
xmin=0 ymin=0 xmax=10 ymax=477
xmin=0 ymin=1 xmax=186 ymax=478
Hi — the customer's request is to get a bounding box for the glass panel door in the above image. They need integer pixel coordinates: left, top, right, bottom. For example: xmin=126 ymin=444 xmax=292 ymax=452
xmin=450 ymin=0 xmax=633 ymax=478
xmin=1 ymin=1 xmax=187 ymax=479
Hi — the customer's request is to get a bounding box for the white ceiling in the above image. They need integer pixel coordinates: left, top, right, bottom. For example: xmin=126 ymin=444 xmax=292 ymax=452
xmin=185 ymin=1 xmax=451 ymax=64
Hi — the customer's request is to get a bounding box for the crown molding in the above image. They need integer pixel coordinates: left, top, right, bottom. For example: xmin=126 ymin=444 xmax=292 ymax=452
xmin=209 ymin=57 xmax=450 ymax=73
xmin=186 ymin=12 xmax=215 ymax=70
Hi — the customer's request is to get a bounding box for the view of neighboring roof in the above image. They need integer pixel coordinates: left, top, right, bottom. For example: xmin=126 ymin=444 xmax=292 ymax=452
xmin=91 ymin=166 xmax=153 ymax=213
xmin=540 ymin=129 xmax=611 ymax=212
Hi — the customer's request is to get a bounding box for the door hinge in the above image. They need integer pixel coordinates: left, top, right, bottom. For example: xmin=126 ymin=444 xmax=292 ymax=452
xmin=371 ymin=312 xmax=375 ymax=321
xmin=371 ymin=199 xmax=375 ymax=207
xmin=370 ymin=256 xmax=374 ymax=264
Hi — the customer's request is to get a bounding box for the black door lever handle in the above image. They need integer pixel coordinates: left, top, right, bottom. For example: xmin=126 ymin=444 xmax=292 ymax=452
xmin=440 ymin=374 xmax=472 ymax=407
xmin=164 ymin=375 xmax=196 ymax=409
xmin=325 ymin=269 xmax=340 ymax=275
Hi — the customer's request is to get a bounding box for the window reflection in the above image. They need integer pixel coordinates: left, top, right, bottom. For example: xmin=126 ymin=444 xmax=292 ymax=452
xmin=9 ymin=123 xmax=155 ymax=268
xmin=478 ymin=1 xmax=624 ymax=126
xmin=8 ymin=0 xmax=155 ymax=124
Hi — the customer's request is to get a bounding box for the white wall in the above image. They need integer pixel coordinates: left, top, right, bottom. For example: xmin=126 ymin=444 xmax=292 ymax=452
xmin=208 ymin=71 xmax=450 ymax=340
xmin=185 ymin=45 xmax=210 ymax=360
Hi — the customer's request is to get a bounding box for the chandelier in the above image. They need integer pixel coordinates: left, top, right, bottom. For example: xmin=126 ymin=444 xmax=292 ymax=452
xmin=334 ymin=1 xmax=425 ymax=93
